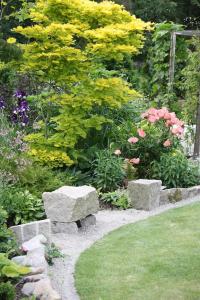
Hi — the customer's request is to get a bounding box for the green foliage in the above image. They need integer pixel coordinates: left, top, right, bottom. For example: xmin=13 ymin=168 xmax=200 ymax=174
xmin=132 ymin=0 xmax=177 ymax=22
xmin=182 ymin=38 xmax=200 ymax=123
xmin=17 ymin=164 xmax=76 ymax=198
xmin=125 ymin=108 xmax=183 ymax=178
xmin=0 ymin=207 xmax=17 ymax=255
xmin=150 ymin=151 xmax=200 ymax=188
xmin=0 ymin=188 xmax=45 ymax=225
xmin=147 ymin=22 xmax=187 ymax=108
xmin=113 ymin=0 xmax=200 ymax=25
xmin=45 ymin=243 xmax=64 ymax=266
xmin=100 ymin=190 xmax=130 ymax=209
xmin=0 ymin=253 xmax=30 ymax=280
xmin=14 ymin=0 xmax=151 ymax=167
xmin=0 ymin=281 xmax=15 ymax=300
xmin=92 ymin=149 xmax=125 ymax=192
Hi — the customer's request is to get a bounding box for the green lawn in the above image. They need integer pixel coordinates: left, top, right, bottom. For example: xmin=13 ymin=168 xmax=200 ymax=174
xmin=75 ymin=203 xmax=200 ymax=300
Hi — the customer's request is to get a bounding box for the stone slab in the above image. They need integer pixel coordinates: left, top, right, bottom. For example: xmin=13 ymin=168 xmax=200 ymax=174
xmin=43 ymin=185 xmax=99 ymax=222
xmin=80 ymin=215 xmax=96 ymax=228
xmin=51 ymin=221 xmax=78 ymax=234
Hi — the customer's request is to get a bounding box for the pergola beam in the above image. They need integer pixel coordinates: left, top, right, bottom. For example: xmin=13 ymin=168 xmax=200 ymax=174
xmin=169 ymin=30 xmax=200 ymax=87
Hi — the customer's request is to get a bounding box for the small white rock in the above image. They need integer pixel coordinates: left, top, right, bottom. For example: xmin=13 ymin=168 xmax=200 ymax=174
xmin=22 ymin=282 xmax=36 ymax=296
xmin=22 ymin=234 xmax=47 ymax=252
xmin=33 ymin=278 xmax=61 ymax=300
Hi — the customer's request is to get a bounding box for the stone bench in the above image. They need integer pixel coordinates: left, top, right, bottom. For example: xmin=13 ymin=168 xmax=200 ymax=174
xmin=42 ymin=185 xmax=99 ymax=233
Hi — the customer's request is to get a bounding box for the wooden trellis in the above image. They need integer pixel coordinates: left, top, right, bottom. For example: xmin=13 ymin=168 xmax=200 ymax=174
xmin=169 ymin=30 xmax=200 ymax=86
xmin=169 ymin=30 xmax=200 ymax=158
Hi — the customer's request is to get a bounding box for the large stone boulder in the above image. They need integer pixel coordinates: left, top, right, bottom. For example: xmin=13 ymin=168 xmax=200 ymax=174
xmin=42 ymin=186 xmax=99 ymax=222
xmin=128 ymin=179 xmax=162 ymax=210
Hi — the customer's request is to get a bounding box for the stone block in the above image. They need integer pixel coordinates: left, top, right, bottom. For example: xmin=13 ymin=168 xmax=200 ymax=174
xmin=10 ymin=220 xmax=51 ymax=246
xmin=51 ymin=221 xmax=78 ymax=234
xmin=160 ymin=188 xmax=189 ymax=205
xmin=80 ymin=214 xmax=96 ymax=227
xmin=187 ymin=185 xmax=200 ymax=198
xmin=23 ymin=223 xmax=37 ymax=243
xmin=128 ymin=179 xmax=162 ymax=210
xmin=43 ymin=185 xmax=99 ymax=222
xmin=38 ymin=219 xmax=51 ymax=243
xmin=10 ymin=225 xmax=23 ymax=245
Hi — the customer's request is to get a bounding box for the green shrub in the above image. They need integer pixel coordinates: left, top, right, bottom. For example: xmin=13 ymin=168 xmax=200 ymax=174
xmin=92 ymin=149 xmax=125 ymax=192
xmin=0 ymin=188 xmax=45 ymax=226
xmin=150 ymin=151 xmax=200 ymax=188
xmin=0 ymin=253 xmax=30 ymax=280
xmin=0 ymin=282 xmax=15 ymax=300
xmin=100 ymin=190 xmax=130 ymax=210
xmin=17 ymin=164 xmax=76 ymax=198
xmin=0 ymin=206 xmax=17 ymax=256
xmin=45 ymin=243 xmax=64 ymax=266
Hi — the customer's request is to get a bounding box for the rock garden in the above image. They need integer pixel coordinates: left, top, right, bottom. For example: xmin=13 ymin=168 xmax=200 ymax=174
xmin=1 ymin=0 xmax=200 ymax=299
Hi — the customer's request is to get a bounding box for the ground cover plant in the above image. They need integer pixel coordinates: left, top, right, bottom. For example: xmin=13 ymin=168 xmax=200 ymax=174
xmin=75 ymin=202 xmax=200 ymax=300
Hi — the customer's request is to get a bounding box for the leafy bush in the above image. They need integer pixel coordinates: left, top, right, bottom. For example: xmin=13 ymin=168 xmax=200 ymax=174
xmin=0 ymin=253 xmax=29 ymax=280
xmin=17 ymin=164 xmax=77 ymax=198
xmin=45 ymin=243 xmax=64 ymax=266
xmin=150 ymin=151 xmax=200 ymax=188
xmin=0 ymin=206 xmax=17 ymax=256
xmin=0 ymin=188 xmax=45 ymax=226
xmin=92 ymin=149 xmax=125 ymax=192
xmin=124 ymin=107 xmax=184 ymax=178
xmin=100 ymin=190 xmax=130 ymax=210
xmin=15 ymin=0 xmax=151 ymax=167
xmin=0 ymin=282 xmax=15 ymax=300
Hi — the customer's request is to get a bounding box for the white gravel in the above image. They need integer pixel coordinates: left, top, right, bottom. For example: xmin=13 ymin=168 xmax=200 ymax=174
xmin=48 ymin=196 xmax=200 ymax=300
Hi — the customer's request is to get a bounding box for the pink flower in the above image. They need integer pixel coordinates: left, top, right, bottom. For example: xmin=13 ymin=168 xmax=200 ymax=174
xmin=128 ymin=137 xmax=139 ymax=144
xmin=148 ymin=108 xmax=158 ymax=115
xmin=130 ymin=158 xmax=140 ymax=165
xmin=141 ymin=112 xmax=148 ymax=119
xmin=163 ymin=112 xmax=171 ymax=120
xmin=165 ymin=120 xmax=172 ymax=127
xmin=171 ymin=125 xmax=184 ymax=136
xmin=158 ymin=108 xmax=168 ymax=118
xmin=163 ymin=139 xmax=171 ymax=147
xmin=148 ymin=115 xmax=157 ymax=123
xmin=137 ymin=128 xmax=146 ymax=138
xmin=114 ymin=149 xmax=121 ymax=155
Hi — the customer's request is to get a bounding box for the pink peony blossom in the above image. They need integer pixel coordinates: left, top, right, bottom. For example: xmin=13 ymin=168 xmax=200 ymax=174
xmin=148 ymin=115 xmax=157 ymax=123
xmin=137 ymin=128 xmax=146 ymax=138
xmin=114 ymin=149 xmax=121 ymax=155
xmin=128 ymin=137 xmax=139 ymax=144
xmin=157 ymin=108 xmax=168 ymax=118
xmin=141 ymin=112 xmax=148 ymax=119
xmin=171 ymin=125 xmax=184 ymax=136
xmin=130 ymin=158 xmax=140 ymax=165
xmin=163 ymin=139 xmax=171 ymax=147
xmin=148 ymin=108 xmax=158 ymax=115
xmin=163 ymin=112 xmax=171 ymax=120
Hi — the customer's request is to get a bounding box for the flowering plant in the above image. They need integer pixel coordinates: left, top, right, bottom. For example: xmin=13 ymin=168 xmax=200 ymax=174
xmin=120 ymin=107 xmax=184 ymax=177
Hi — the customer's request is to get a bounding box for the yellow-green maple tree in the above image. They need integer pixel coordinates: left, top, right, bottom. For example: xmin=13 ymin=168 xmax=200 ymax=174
xmin=15 ymin=0 xmax=151 ymax=167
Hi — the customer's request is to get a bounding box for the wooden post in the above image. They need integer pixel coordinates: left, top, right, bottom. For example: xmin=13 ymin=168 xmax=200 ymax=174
xmin=169 ymin=31 xmax=177 ymax=91
xmin=193 ymin=91 xmax=200 ymax=159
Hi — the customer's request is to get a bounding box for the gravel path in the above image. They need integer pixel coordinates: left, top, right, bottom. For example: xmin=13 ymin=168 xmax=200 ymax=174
xmin=49 ymin=196 xmax=200 ymax=300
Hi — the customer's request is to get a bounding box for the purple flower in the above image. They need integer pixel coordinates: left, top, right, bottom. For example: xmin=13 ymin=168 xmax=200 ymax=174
xmin=14 ymin=90 xmax=26 ymax=99
xmin=0 ymin=97 xmax=5 ymax=109
xmin=12 ymin=91 xmax=30 ymax=126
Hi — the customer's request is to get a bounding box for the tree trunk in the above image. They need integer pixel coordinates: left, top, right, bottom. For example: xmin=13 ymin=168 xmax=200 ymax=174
xmin=193 ymin=91 xmax=200 ymax=158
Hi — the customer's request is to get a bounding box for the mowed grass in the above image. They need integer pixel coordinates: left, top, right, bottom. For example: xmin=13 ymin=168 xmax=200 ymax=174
xmin=75 ymin=202 xmax=200 ymax=300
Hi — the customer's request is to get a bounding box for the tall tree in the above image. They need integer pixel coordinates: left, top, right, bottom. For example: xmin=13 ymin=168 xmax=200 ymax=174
xmin=15 ymin=0 xmax=151 ymax=167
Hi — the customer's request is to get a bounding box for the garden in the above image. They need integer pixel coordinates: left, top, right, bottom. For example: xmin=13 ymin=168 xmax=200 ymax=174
xmin=1 ymin=0 xmax=200 ymax=299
